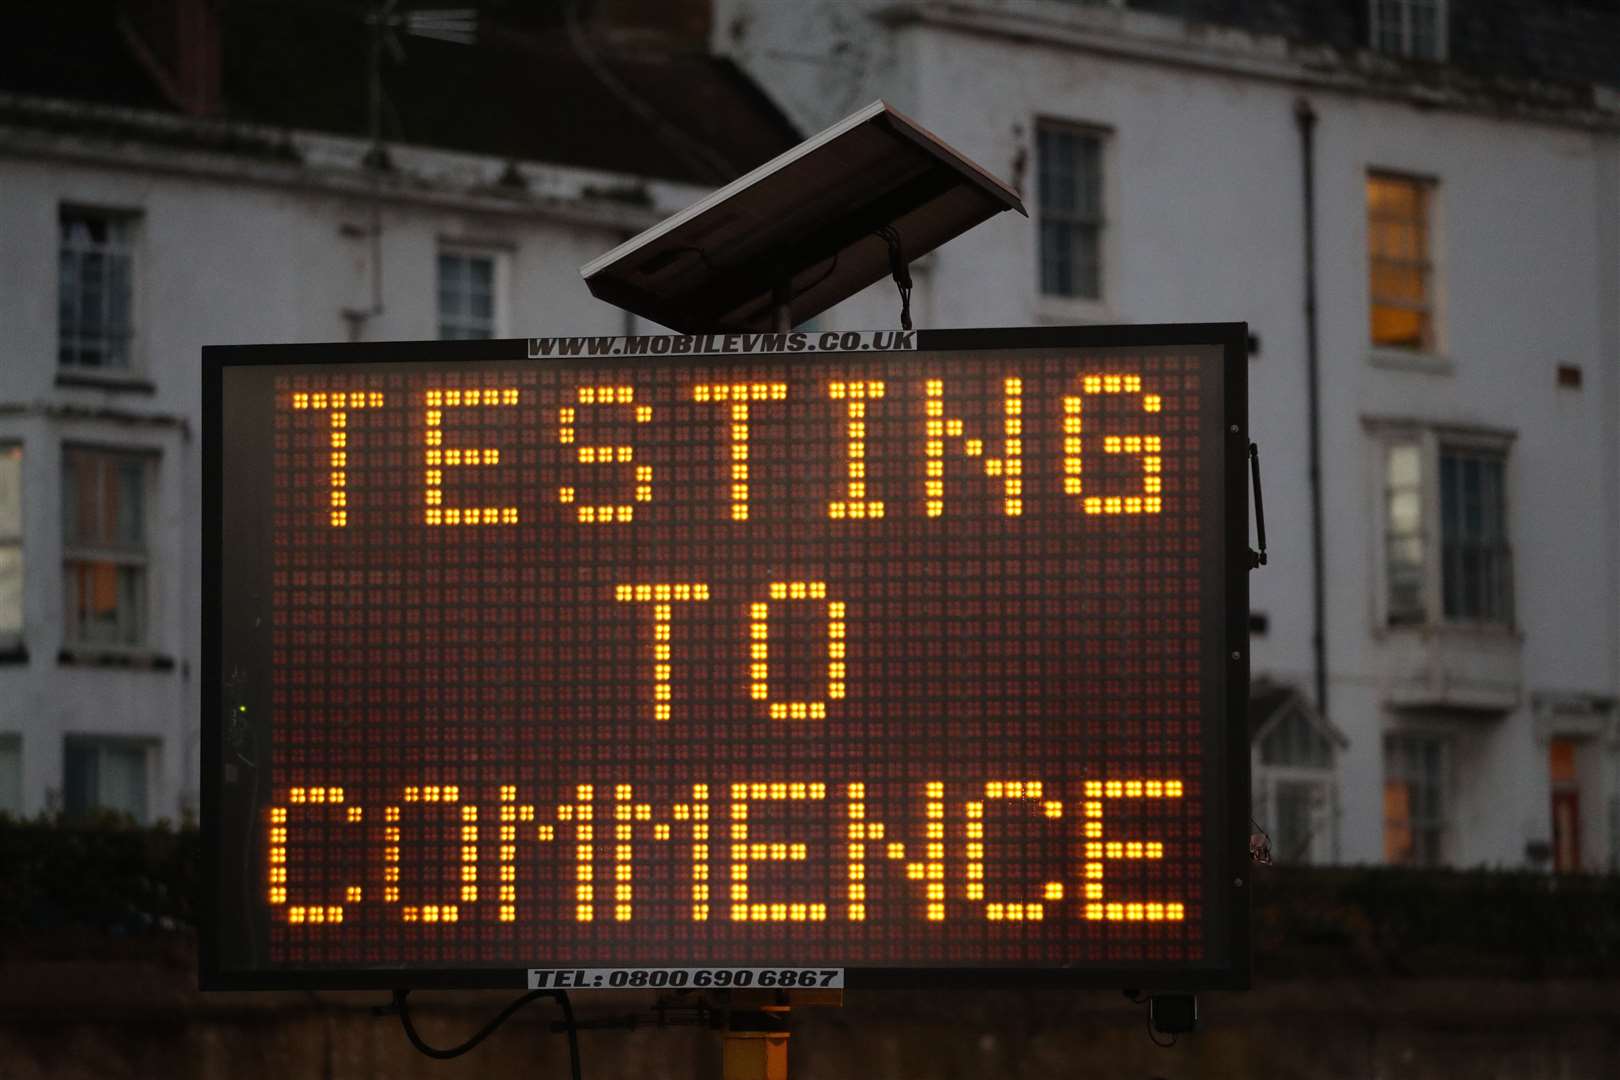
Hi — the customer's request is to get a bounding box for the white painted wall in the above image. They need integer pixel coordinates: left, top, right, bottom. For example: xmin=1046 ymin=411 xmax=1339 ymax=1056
xmin=5 ymin=2 xmax=1618 ymax=870
xmin=0 ymin=116 xmax=706 ymax=822
xmin=719 ymin=0 xmax=1620 ymax=868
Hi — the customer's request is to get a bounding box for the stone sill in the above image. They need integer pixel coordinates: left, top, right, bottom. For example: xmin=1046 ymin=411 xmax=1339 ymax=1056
xmin=1032 ymin=294 xmax=1115 ymax=325
xmin=1368 ymin=347 xmax=1453 ymax=376
xmin=57 ymin=647 xmax=175 ymax=671
xmin=1380 ymin=622 xmax=1523 ymax=713
xmin=56 ymin=371 xmax=156 ymax=394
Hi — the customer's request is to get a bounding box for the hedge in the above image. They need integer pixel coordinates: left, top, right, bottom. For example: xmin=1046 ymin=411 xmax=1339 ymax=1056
xmin=0 ymin=815 xmax=198 ymax=934
xmin=2 ymin=818 xmax=1617 ymax=977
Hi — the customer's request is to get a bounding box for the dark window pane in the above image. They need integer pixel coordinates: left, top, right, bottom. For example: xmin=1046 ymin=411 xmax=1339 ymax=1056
xmin=438 ymin=253 xmax=496 ymax=339
xmin=100 ymin=742 xmax=147 ymax=819
xmin=64 ymin=741 xmax=98 ymax=817
xmin=1040 ymin=221 xmax=1067 ymax=295
xmin=1072 ymin=224 xmax=1100 ymax=299
xmin=1440 ymin=447 xmax=1510 ymax=622
xmin=115 ymin=459 xmax=144 ymax=548
xmin=108 ymin=256 xmax=131 ymax=335
xmin=1038 ymin=127 xmax=1103 ymax=298
xmin=1273 ymin=781 xmax=1319 ymax=863
xmin=59 ymin=210 xmax=134 ymax=370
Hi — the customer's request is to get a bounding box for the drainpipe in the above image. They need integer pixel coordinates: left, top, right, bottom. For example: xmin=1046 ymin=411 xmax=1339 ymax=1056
xmin=1295 ymin=98 xmax=1328 ymax=723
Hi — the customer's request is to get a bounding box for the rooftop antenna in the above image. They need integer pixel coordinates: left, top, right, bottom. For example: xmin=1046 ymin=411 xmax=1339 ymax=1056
xmin=342 ymin=3 xmax=479 ymax=339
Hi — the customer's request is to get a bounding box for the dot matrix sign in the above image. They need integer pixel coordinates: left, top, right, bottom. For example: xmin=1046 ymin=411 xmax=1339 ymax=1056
xmin=237 ymin=340 xmax=1225 ymax=975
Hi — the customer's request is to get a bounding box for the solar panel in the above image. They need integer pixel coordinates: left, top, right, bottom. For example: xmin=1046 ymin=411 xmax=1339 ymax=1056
xmin=580 ymin=101 xmax=1026 ymax=332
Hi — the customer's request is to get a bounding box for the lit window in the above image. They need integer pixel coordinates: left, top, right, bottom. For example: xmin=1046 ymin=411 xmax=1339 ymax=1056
xmin=1384 ymin=440 xmax=1424 ymax=625
xmin=437 ymin=250 xmax=499 ymax=340
xmin=1383 ymin=733 xmax=1448 ymax=866
xmin=1548 ymin=738 xmax=1583 ymax=874
xmin=0 ymin=445 xmax=21 ymax=649
xmin=1367 ymin=173 xmax=1435 ymax=351
xmin=1378 ymin=434 xmax=1513 ymax=628
xmin=62 ymin=448 xmax=151 ymax=648
xmin=0 ymin=734 xmax=19 ymax=817
xmin=63 ymin=736 xmax=152 ymax=822
xmin=59 ymin=208 xmax=136 ymax=369
xmin=1037 ymin=124 xmax=1104 ymax=300
xmin=1370 ymin=0 xmax=1446 ymax=61
xmin=1440 ymin=447 xmax=1511 ymax=624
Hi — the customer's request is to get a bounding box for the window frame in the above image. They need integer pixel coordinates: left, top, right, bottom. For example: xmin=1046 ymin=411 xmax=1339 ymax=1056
xmin=1251 ymin=699 xmax=1341 ymax=865
xmin=57 ymin=204 xmax=143 ymax=377
xmin=62 ymin=734 xmax=156 ymax=824
xmin=1383 ymin=729 xmax=1451 ymax=867
xmin=1034 ymin=119 xmax=1110 ymax=309
xmin=60 ymin=445 xmax=157 ymax=653
xmin=1254 ymin=770 xmax=1336 ymax=865
xmin=1438 ymin=439 xmax=1514 ymax=626
xmin=436 ymin=244 xmax=508 ymax=341
xmin=1369 ymin=0 xmax=1448 ymax=62
xmin=1366 ymin=170 xmax=1440 ymax=359
xmin=0 ymin=443 xmax=21 ymax=655
xmin=1369 ymin=424 xmax=1515 ymax=632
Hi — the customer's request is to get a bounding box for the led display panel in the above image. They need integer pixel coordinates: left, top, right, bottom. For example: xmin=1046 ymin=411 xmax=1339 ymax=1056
xmin=202 ymin=324 xmax=1250 ymax=991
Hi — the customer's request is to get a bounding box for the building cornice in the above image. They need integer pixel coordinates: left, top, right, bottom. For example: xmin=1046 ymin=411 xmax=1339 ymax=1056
xmin=873 ymin=1 xmax=1620 ymax=134
xmin=0 ymin=400 xmax=192 ymax=440
xmin=0 ymin=93 xmax=701 ymax=231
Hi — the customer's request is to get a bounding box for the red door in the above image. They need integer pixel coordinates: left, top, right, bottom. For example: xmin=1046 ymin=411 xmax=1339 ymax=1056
xmin=1552 ymin=790 xmax=1581 ymax=874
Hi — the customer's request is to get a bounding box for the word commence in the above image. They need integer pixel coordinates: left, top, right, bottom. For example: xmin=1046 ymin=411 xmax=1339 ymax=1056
xmin=267 ymin=778 xmax=1186 ymax=928
xmin=286 ymin=373 xmax=1165 ymax=527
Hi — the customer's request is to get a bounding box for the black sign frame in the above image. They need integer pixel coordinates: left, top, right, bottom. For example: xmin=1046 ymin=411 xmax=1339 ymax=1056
xmin=200 ymin=322 xmax=1250 ymax=992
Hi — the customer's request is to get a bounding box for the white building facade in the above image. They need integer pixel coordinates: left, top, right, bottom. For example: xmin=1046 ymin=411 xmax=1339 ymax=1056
xmin=3 ymin=0 xmax=1617 ymax=876
xmin=718 ymin=0 xmax=1620 ymax=869
xmin=0 ymin=97 xmax=718 ymax=824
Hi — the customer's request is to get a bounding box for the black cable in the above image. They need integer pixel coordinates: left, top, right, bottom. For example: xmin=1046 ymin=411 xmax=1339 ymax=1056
xmin=391 ymin=987 xmax=582 ymax=1079
xmin=556 ymin=989 xmax=582 ymax=1080
xmin=1124 ymin=988 xmax=1177 ymax=1049
xmin=801 ymin=251 xmax=840 ymax=295
xmin=1146 ymin=1008 xmax=1177 ymax=1048
xmin=671 ymin=245 xmax=720 ymax=272
xmin=877 ymin=226 xmax=913 ymax=332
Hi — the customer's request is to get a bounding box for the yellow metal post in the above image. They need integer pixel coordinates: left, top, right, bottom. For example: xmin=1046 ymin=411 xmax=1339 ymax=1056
xmin=722 ymin=1004 xmax=790 ymax=1080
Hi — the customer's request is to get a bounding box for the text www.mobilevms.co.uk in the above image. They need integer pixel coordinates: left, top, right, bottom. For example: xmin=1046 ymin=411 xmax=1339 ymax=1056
xmin=528 ymin=331 xmax=918 ymax=359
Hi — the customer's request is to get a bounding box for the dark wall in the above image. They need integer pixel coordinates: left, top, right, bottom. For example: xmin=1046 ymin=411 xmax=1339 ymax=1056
xmin=2 ymin=937 xmax=1618 ymax=1080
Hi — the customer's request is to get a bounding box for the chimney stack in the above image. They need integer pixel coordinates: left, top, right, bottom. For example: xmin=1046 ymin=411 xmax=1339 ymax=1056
xmin=119 ymin=0 xmax=222 ymax=117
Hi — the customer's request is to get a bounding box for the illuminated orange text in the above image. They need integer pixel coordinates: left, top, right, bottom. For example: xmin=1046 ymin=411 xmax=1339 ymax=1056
xmin=268 ymin=778 xmax=1186 ymax=927
xmin=559 ymin=385 xmax=651 ymax=524
xmin=290 ymin=390 xmax=384 ymax=528
xmin=423 ymin=387 xmax=520 ymax=527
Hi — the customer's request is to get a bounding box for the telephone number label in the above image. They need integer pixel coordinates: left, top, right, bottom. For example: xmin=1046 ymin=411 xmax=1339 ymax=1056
xmin=527 ymin=967 xmax=844 ymax=991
